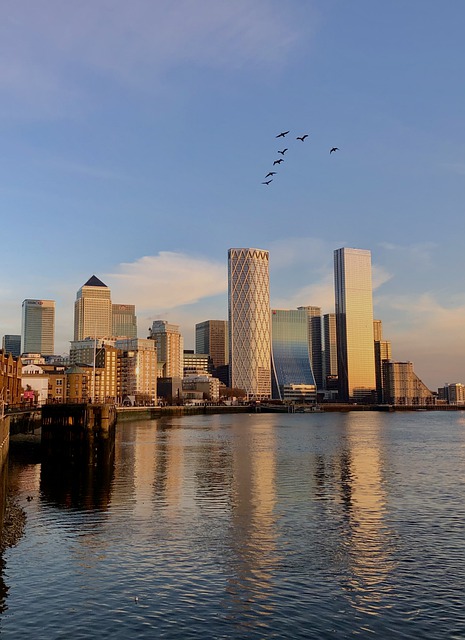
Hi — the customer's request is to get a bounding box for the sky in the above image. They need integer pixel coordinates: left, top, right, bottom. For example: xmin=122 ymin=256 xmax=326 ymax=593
xmin=1 ymin=0 xmax=464 ymax=390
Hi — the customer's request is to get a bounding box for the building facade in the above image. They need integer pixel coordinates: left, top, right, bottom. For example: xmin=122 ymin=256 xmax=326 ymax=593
xmin=21 ymin=299 xmax=55 ymax=356
xmin=115 ymin=338 xmax=158 ymax=405
xmin=195 ymin=320 xmax=229 ymax=370
xmin=148 ymin=321 xmax=184 ymax=379
xmin=383 ymin=361 xmax=433 ymax=405
xmin=271 ymin=308 xmax=316 ymax=403
xmin=2 ymin=335 xmax=21 ymax=358
xmin=323 ymin=313 xmax=338 ymax=386
xmin=112 ymin=304 xmax=137 ymax=339
xmin=228 ymin=248 xmax=271 ymax=398
xmin=334 ymin=247 xmax=377 ymax=402
xmin=298 ymin=306 xmax=323 ymax=390
xmin=0 ymin=350 xmax=22 ymax=406
xmin=74 ymin=275 xmax=112 ymax=341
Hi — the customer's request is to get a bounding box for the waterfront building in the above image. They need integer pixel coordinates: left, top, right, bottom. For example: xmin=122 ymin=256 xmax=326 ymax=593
xmin=271 ymin=308 xmax=316 ymax=403
xmin=74 ymin=275 xmax=112 ymax=341
xmin=183 ymin=373 xmax=220 ymax=402
xmin=334 ymin=247 xmax=376 ymax=402
xmin=382 ymin=361 xmax=433 ymax=405
xmin=298 ymin=306 xmax=323 ymax=390
xmin=195 ymin=320 xmax=229 ymax=370
xmin=65 ymin=364 xmax=90 ymax=403
xmin=69 ymin=338 xmax=118 ymax=402
xmin=115 ymin=338 xmax=158 ymax=405
xmin=21 ymin=299 xmax=55 ymax=356
xmin=228 ymin=248 xmax=271 ymax=399
xmin=438 ymin=382 xmax=465 ymax=405
xmin=323 ymin=313 xmax=338 ymax=389
xmin=148 ymin=321 xmax=184 ymax=379
xmin=183 ymin=350 xmax=211 ymax=376
xmin=2 ymin=335 xmax=21 ymax=358
xmin=112 ymin=304 xmax=137 ymax=339
xmin=0 ymin=350 xmax=22 ymax=406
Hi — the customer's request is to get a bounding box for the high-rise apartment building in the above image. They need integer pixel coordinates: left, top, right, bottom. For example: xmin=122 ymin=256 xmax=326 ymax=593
xmin=115 ymin=338 xmax=158 ymax=404
xmin=228 ymin=248 xmax=271 ymax=398
xmin=271 ymin=308 xmax=316 ymax=403
xmin=112 ymin=304 xmax=137 ymax=339
xmin=148 ymin=320 xmax=183 ymax=379
xmin=195 ymin=320 xmax=229 ymax=370
xmin=334 ymin=247 xmax=376 ymax=402
xmin=21 ymin=299 xmax=55 ymax=356
xmin=298 ymin=306 xmax=323 ymax=390
xmin=382 ymin=361 xmax=433 ymax=406
xmin=74 ymin=276 xmax=112 ymax=341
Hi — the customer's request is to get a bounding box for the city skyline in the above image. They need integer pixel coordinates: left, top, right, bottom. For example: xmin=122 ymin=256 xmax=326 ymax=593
xmin=1 ymin=2 xmax=464 ymax=390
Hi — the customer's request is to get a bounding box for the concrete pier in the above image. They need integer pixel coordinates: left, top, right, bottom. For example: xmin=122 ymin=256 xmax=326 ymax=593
xmin=41 ymin=403 xmax=117 ymax=447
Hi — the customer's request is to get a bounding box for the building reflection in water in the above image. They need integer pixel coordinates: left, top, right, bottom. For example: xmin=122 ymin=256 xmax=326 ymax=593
xmin=314 ymin=412 xmax=397 ymax=613
xmin=221 ymin=419 xmax=280 ymax=629
xmin=40 ymin=440 xmax=115 ymax=510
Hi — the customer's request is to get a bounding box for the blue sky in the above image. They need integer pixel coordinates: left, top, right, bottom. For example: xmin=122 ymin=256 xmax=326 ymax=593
xmin=1 ymin=1 xmax=464 ymax=390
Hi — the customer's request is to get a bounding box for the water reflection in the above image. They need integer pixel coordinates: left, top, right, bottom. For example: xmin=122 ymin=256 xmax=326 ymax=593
xmin=223 ymin=422 xmax=279 ymax=629
xmin=40 ymin=440 xmax=115 ymax=510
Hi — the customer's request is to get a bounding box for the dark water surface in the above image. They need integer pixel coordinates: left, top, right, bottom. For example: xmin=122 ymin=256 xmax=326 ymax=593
xmin=2 ymin=411 xmax=465 ymax=639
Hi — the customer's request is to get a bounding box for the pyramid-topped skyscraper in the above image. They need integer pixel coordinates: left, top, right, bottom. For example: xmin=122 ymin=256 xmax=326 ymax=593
xmin=74 ymin=275 xmax=112 ymax=341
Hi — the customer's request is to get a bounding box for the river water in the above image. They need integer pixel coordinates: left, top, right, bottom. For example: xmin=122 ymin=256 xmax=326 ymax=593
xmin=1 ymin=411 xmax=465 ymax=639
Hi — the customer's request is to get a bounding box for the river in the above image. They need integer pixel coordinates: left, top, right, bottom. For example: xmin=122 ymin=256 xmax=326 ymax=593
xmin=1 ymin=411 xmax=465 ymax=639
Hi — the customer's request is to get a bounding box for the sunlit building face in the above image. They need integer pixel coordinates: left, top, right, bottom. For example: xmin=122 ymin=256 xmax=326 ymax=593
xmin=334 ymin=248 xmax=376 ymax=402
xmin=228 ymin=248 xmax=271 ymax=398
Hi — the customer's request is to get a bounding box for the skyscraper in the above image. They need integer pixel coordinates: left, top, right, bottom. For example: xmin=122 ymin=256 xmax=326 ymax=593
xmin=334 ymin=247 xmax=376 ymax=402
xmin=323 ymin=313 xmax=338 ymax=382
xmin=271 ymin=308 xmax=316 ymax=403
xmin=195 ymin=320 xmax=229 ymax=370
xmin=21 ymin=299 xmax=55 ymax=355
xmin=112 ymin=304 xmax=137 ymax=339
xmin=298 ymin=306 xmax=323 ymax=390
xmin=228 ymin=248 xmax=271 ymax=398
xmin=2 ymin=334 xmax=21 ymax=358
xmin=74 ymin=275 xmax=112 ymax=341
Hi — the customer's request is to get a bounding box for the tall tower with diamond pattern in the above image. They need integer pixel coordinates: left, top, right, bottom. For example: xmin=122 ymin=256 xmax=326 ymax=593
xmin=228 ymin=248 xmax=271 ymax=398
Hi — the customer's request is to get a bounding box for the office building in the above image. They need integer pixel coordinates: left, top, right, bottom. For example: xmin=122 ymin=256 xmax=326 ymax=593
xmin=271 ymin=309 xmax=316 ymax=403
xmin=21 ymin=299 xmax=55 ymax=356
xmin=195 ymin=320 xmax=229 ymax=370
xmin=323 ymin=313 xmax=338 ymax=384
xmin=148 ymin=321 xmax=184 ymax=379
xmin=112 ymin=304 xmax=137 ymax=339
xmin=373 ymin=320 xmax=392 ymax=403
xmin=2 ymin=335 xmax=21 ymax=358
xmin=74 ymin=275 xmax=112 ymax=341
xmin=228 ymin=248 xmax=271 ymax=398
xmin=183 ymin=350 xmax=211 ymax=376
xmin=298 ymin=306 xmax=323 ymax=390
xmin=334 ymin=247 xmax=376 ymax=402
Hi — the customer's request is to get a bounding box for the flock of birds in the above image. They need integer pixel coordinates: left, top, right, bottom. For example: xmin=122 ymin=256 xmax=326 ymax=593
xmin=261 ymin=130 xmax=339 ymax=185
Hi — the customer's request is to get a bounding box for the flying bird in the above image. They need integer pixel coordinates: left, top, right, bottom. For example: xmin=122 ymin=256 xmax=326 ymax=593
xmin=265 ymin=171 xmax=276 ymax=178
xmin=273 ymin=159 xmax=284 ymax=165
xmin=296 ymin=134 xmax=308 ymax=141
xmin=262 ymin=179 xmax=273 ymax=185
xmin=278 ymin=148 xmax=288 ymax=155
xmin=276 ymin=131 xmax=290 ymax=138
xmin=330 ymin=147 xmax=339 ymax=154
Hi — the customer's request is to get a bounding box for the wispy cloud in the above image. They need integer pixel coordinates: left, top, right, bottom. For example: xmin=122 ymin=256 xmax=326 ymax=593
xmin=0 ymin=1 xmax=310 ymax=117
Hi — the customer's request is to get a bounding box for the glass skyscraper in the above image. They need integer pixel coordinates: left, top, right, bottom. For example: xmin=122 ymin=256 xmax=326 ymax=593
xmin=228 ymin=248 xmax=271 ymax=398
xmin=271 ymin=309 xmax=316 ymax=402
xmin=334 ymin=247 xmax=376 ymax=402
xmin=21 ymin=299 xmax=55 ymax=355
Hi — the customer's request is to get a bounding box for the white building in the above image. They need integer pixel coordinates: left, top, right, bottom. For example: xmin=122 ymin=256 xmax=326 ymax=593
xmin=228 ymin=248 xmax=271 ymax=398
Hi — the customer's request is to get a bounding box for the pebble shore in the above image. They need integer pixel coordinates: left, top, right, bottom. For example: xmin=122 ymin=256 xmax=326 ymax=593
xmin=0 ymin=495 xmax=26 ymax=552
